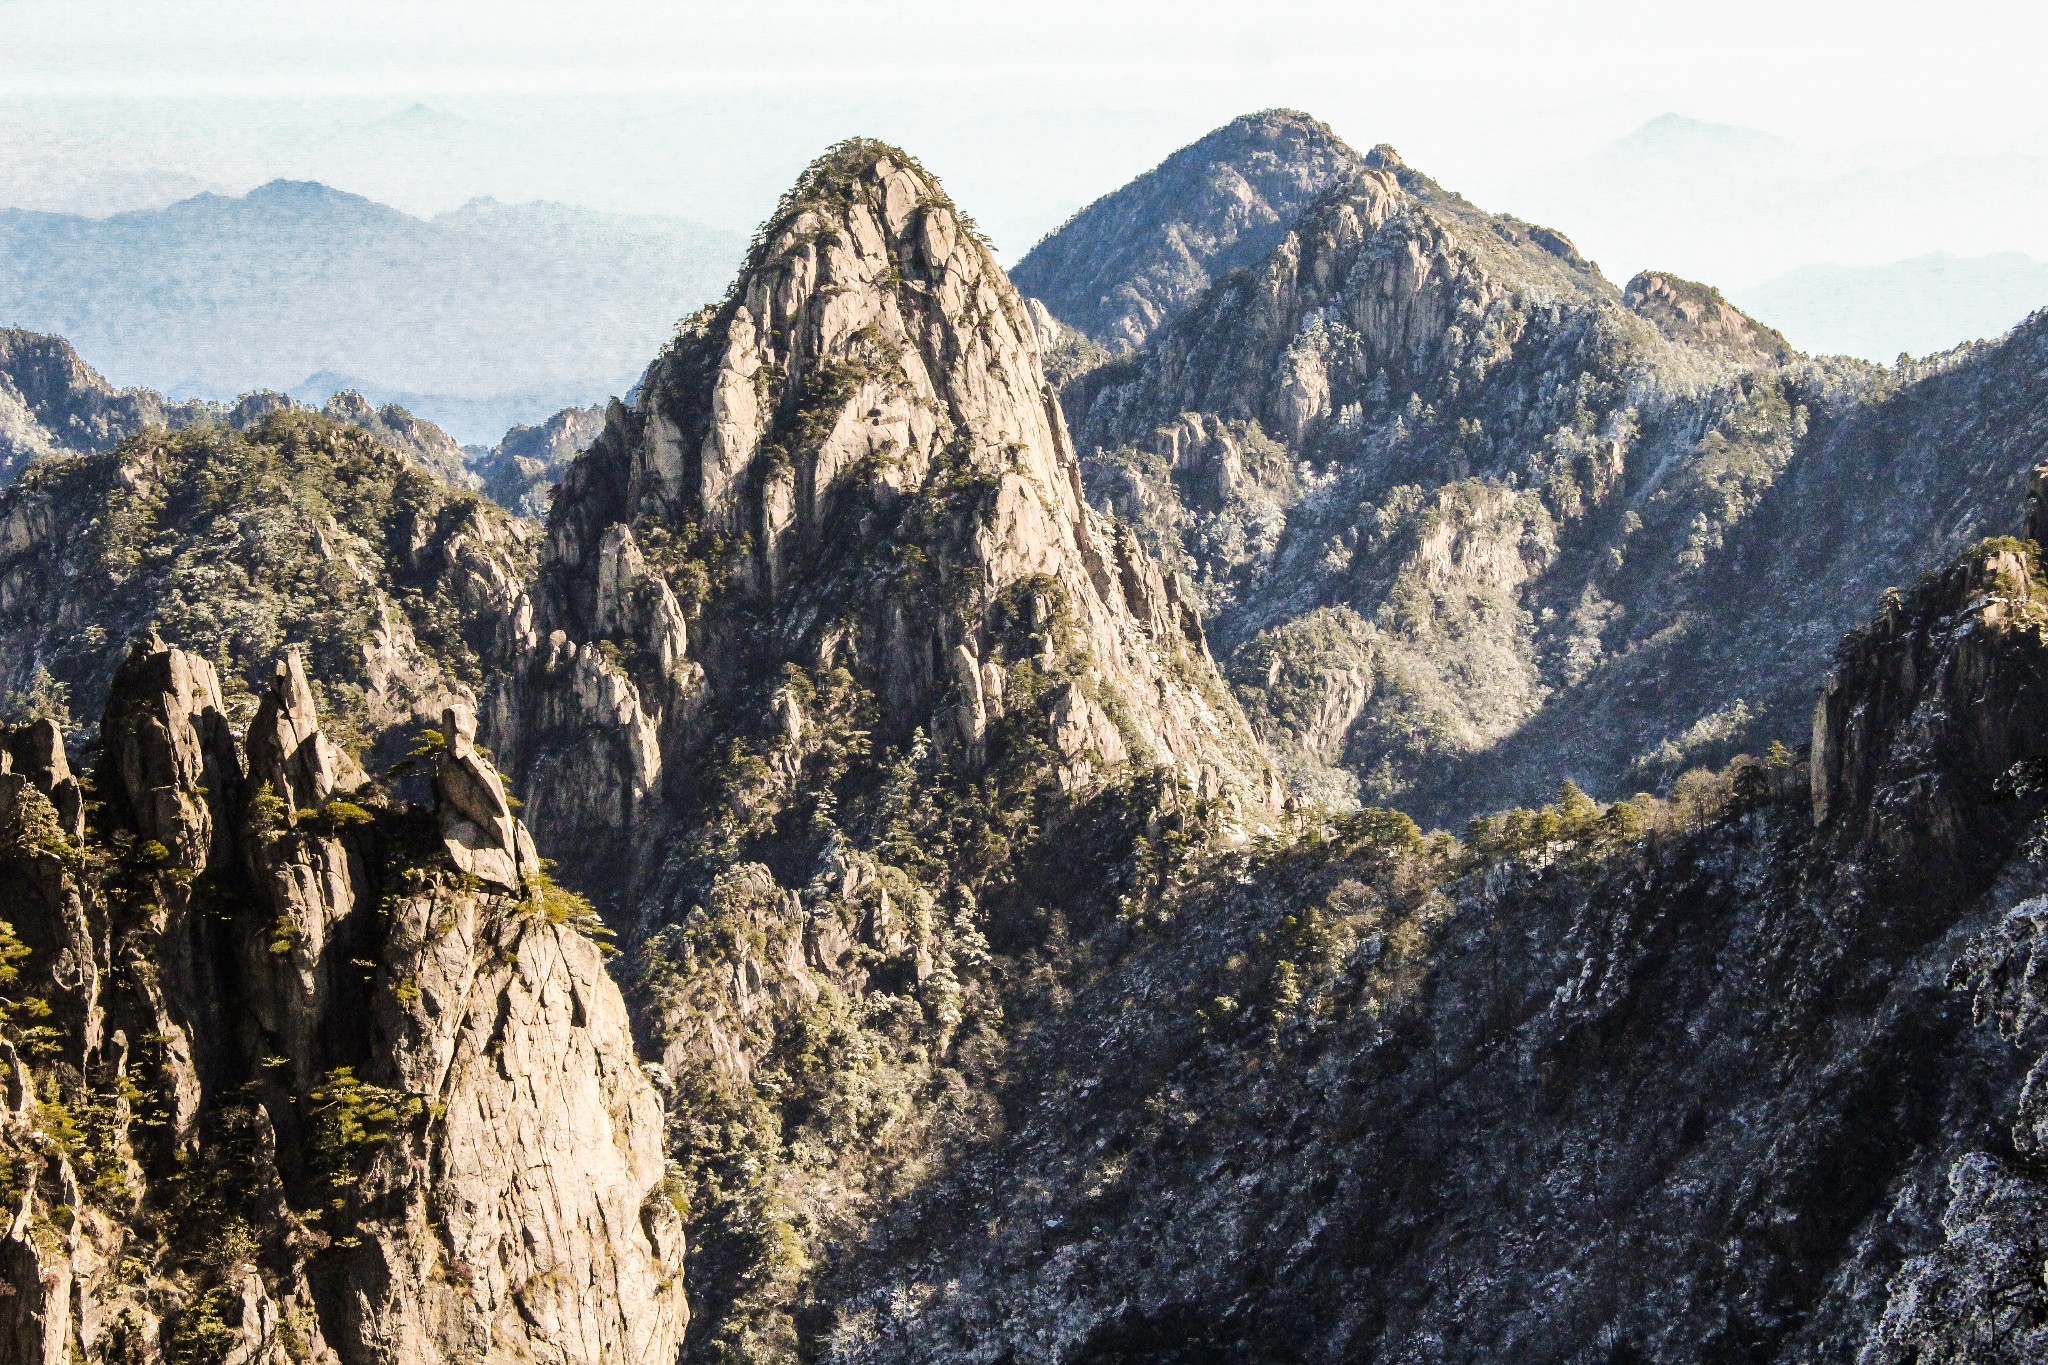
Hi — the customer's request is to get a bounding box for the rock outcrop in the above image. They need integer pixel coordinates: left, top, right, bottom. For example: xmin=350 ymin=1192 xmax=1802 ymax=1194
xmin=1624 ymin=269 xmax=1796 ymax=366
xmin=0 ymin=638 xmax=687 ymax=1362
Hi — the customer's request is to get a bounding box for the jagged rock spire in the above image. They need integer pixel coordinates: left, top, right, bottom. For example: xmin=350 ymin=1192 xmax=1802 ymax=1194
xmin=434 ymin=701 xmax=538 ymax=889
xmin=0 ymin=640 xmax=691 ymax=1360
xmin=101 ymin=633 xmax=241 ymax=873
xmin=246 ymin=648 xmax=368 ymax=818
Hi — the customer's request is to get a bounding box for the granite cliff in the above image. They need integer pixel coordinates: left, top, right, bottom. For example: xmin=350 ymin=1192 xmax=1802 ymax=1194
xmin=482 ymin=138 xmax=1280 ymax=1356
xmin=0 ymin=640 xmax=686 ymax=1362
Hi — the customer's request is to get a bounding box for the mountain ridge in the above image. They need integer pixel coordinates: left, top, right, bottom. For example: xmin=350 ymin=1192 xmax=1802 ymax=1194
xmin=4 ymin=113 xmax=2048 ymax=1363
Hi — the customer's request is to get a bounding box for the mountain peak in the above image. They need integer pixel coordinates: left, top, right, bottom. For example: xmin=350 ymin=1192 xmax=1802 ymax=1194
xmin=508 ymin=138 xmax=1276 ymax=877
xmin=771 ymin=137 xmax=943 ymax=206
xmin=243 ymin=177 xmax=373 ymax=206
xmin=1012 ymin=109 xmax=1367 ymax=350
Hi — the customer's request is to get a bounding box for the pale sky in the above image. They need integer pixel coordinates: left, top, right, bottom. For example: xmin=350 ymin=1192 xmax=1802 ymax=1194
xmin=3 ymin=0 xmax=2047 ymax=344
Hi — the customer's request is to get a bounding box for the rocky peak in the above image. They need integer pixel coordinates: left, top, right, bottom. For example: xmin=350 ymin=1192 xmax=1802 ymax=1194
xmin=0 ymin=717 xmax=84 ymax=842
xmin=319 ymin=389 xmax=475 ymax=488
xmin=246 ymin=648 xmax=369 ymax=817
xmin=491 ymin=145 xmax=1283 ymax=1350
xmin=509 ymin=138 xmax=1276 ymax=874
xmin=1050 ymin=124 xmax=1864 ymax=814
xmin=470 ymin=403 xmax=606 ymax=518
xmin=1624 ymin=269 xmax=1794 ymax=366
xmin=1012 ymin=109 xmax=1370 ymax=351
xmin=101 ymin=632 xmax=242 ymax=873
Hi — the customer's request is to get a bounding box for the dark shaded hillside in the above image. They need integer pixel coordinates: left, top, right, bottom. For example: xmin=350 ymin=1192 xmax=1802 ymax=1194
xmin=810 ymin=527 xmax=2048 ymax=1365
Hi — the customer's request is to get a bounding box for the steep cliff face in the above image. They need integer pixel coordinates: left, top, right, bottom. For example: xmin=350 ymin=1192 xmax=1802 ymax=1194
xmin=0 ymin=639 xmax=686 ymax=1363
xmin=492 ymin=139 xmax=1278 ymax=1356
xmin=804 ymin=507 xmax=2048 ymax=1363
xmin=1011 ymin=110 xmax=1368 ymax=353
xmin=0 ymin=329 xmax=210 ymax=485
xmin=0 ymin=405 xmax=530 ymax=757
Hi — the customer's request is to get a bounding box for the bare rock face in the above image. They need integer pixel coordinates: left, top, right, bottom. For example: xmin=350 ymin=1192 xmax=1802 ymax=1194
xmin=503 ymin=138 xmax=1277 ymax=881
xmin=1811 ymin=541 xmax=2048 ymax=844
xmin=0 ymin=718 xmax=85 ymax=843
xmin=102 ymin=633 xmax=243 ymax=872
xmin=0 ymin=639 xmax=687 ymax=1363
xmin=247 ymin=649 xmax=370 ymax=816
xmin=433 ymin=701 xmax=538 ymax=889
xmin=481 ymin=139 xmax=1283 ymax=1355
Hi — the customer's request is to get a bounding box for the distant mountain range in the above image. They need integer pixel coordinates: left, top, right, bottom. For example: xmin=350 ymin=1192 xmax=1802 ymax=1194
xmin=0 ymin=118 xmax=212 ymax=217
xmin=1734 ymin=252 xmax=2048 ymax=359
xmin=1498 ymin=113 xmax=2048 ymax=310
xmin=0 ymin=180 xmax=744 ymax=441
